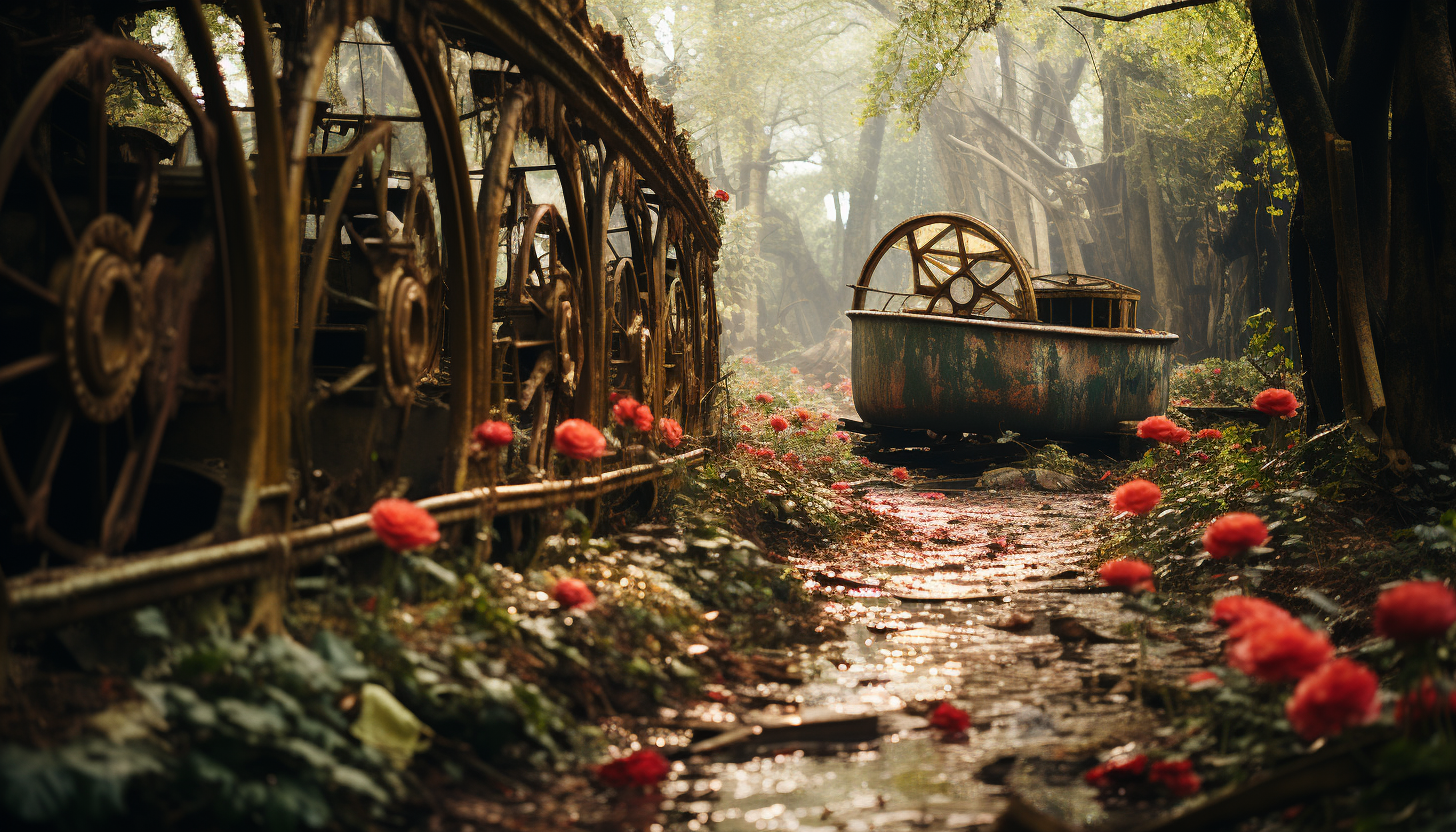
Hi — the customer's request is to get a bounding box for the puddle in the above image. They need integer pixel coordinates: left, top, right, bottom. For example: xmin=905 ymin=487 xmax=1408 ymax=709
xmin=660 ymin=490 xmax=1191 ymax=831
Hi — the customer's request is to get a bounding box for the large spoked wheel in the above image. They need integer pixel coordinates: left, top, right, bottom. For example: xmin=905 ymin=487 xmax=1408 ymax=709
xmin=498 ymin=205 xmax=588 ymax=474
xmin=606 ymin=257 xmax=652 ymax=404
xmin=852 ymin=212 xmax=1038 ymax=321
xmin=662 ymin=277 xmax=694 ymax=427
xmin=0 ymin=36 xmax=232 ymax=563
xmin=295 ymin=121 xmax=445 ymax=517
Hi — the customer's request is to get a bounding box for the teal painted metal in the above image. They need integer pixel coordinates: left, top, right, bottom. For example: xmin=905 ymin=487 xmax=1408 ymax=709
xmin=849 ymin=310 xmax=1178 ymax=436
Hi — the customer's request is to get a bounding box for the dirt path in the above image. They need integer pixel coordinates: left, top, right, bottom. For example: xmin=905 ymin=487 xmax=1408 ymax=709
xmin=660 ymin=487 xmax=1209 ymax=831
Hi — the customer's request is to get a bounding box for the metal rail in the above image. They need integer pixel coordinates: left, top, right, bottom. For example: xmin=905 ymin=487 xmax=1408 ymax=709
xmin=3 ymin=448 xmax=707 ymax=635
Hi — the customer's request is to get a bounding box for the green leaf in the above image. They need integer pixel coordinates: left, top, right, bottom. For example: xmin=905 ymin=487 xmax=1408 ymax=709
xmin=0 ymin=744 xmax=75 ymax=822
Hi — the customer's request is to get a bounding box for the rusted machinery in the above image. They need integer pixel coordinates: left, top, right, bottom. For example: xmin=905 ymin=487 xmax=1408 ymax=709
xmin=0 ymin=0 xmax=721 ymax=631
xmin=848 ymin=213 xmax=1175 ymax=437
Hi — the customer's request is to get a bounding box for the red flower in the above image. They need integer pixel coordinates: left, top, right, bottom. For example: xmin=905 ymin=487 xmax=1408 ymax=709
xmin=793 ymin=406 xmax=814 ymax=423
xmin=596 ymin=749 xmax=671 ymax=788
xmin=554 ymin=418 xmax=607 ymax=460
xmin=782 ymin=451 xmax=799 ymax=464
xmin=1137 ymin=415 xmax=1189 ymax=445
xmin=757 ymin=449 xmax=776 ymax=461
xmin=1211 ymin=367 xmax=1222 ymax=374
xmin=1394 ymin=677 xmax=1456 ymax=725
xmin=1110 ymin=479 xmax=1161 ymax=515
xmin=1196 ymin=428 xmax=1223 ymax=440
xmin=1284 ymin=658 xmax=1380 ymax=739
xmin=1186 ymin=670 xmax=1221 ymax=687
xmin=1202 ymin=512 xmax=1269 ymax=558
xmin=1211 ymin=595 xmax=1292 ymax=639
xmin=833 ymin=431 xmax=850 ymax=441
xmin=923 ymin=492 xmax=946 ymax=500
xmin=612 ymin=395 xmax=643 ymax=426
xmin=631 ymin=403 xmax=654 ymax=432
xmin=769 ymin=416 xmax=789 ymax=432
xmin=369 ymin=498 xmax=440 ymax=552
xmin=659 ymin=417 xmax=684 ymax=448
xmin=1253 ymin=388 xmax=1299 ymax=418
xmin=754 ymin=393 xmax=773 ymax=404
xmin=1149 ymin=759 xmax=1201 ymax=796
xmin=1099 ymin=558 xmax=1155 ymax=592
xmin=1084 ymin=754 xmax=1147 ymax=788
xmin=831 ymin=481 xmax=852 ymax=492
xmin=735 ymin=442 xmax=751 ymax=452
xmin=859 ymin=457 xmax=871 ymax=465
xmin=1373 ymin=581 xmax=1456 ymax=642
xmin=552 ymin=578 xmax=595 ymax=609
xmin=739 ymin=423 xmax=751 ymax=432
xmin=1226 ymin=619 xmax=1333 ymax=682
xmin=470 ymin=420 xmax=513 ymax=454
xmin=891 ymin=467 xmax=909 ymax=482
xmin=822 ymin=382 xmax=831 ymax=390
xmin=714 ymin=189 xmax=730 ymax=202
xmin=928 ymin=701 xmax=970 ymax=733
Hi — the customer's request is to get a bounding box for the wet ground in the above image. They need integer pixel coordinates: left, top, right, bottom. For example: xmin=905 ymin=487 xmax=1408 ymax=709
xmin=650 ymin=487 xmax=1214 ymax=832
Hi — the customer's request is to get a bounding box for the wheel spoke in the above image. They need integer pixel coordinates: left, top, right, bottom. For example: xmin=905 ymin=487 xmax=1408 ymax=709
xmin=130 ymin=151 xmax=159 ymax=251
xmin=0 ymin=259 xmax=58 ymax=304
xmin=26 ymin=147 xmax=78 ymax=251
xmin=0 ymin=352 xmax=57 ymax=385
xmin=25 ymin=406 xmax=74 ymax=535
xmin=89 ymin=56 xmax=113 ymax=221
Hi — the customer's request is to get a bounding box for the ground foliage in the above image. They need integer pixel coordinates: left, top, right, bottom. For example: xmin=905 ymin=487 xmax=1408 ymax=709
xmin=0 ymin=366 xmax=897 ymax=830
xmin=1091 ymin=382 xmax=1456 ymax=828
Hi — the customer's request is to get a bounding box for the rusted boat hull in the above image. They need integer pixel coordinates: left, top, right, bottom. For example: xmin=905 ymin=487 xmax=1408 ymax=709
xmin=849 ymin=310 xmax=1178 ymax=436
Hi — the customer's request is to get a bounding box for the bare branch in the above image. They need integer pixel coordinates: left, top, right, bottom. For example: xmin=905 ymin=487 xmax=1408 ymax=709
xmin=1056 ymin=0 xmax=1223 ymax=23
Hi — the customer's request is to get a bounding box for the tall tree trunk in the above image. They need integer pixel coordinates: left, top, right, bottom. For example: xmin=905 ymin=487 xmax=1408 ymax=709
xmin=842 ymin=115 xmax=887 ymax=283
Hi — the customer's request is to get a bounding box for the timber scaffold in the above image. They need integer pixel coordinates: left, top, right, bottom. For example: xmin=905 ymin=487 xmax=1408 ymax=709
xmin=0 ymin=0 xmax=722 ymax=640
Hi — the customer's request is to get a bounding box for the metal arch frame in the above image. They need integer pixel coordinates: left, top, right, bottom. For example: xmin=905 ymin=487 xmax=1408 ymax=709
xmin=851 ymin=212 xmax=1039 ymax=323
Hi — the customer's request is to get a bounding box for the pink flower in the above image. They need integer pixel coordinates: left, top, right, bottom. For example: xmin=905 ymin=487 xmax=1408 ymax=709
xmin=552 ymin=578 xmax=595 ymax=609
xmin=1110 ymin=479 xmax=1160 ymax=515
xmin=369 ymin=498 xmax=441 ymax=552
xmin=1284 ymin=658 xmax=1380 ymax=739
xmin=1373 ymin=581 xmax=1456 ymax=642
xmin=833 ymin=431 xmax=851 ymax=442
xmin=928 ymin=701 xmax=970 ymax=733
xmin=1253 ymin=388 xmax=1299 ymax=418
xmin=770 ymin=416 xmax=789 ymax=432
xmin=658 ymin=417 xmax=684 ymax=448
xmin=1202 ymin=513 xmax=1269 ymax=558
xmin=596 ymin=749 xmax=671 ymax=788
xmin=554 ymin=418 xmax=607 ymax=460
xmin=1099 ymin=559 xmax=1155 ymax=592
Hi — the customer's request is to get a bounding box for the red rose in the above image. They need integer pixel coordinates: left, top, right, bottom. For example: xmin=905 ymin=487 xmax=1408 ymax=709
xmin=1137 ymin=415 xmax=1189 ymax=445
xmin=612 ymin=395 xmax=643 ymax=426
xmin=658 ymin=417 xmax=683 ymax=448
xmin=369 ymin=498 xmax=440 ymax=552
xmin=1099 ymin=558 xmax=1155 ymax=592
xmin=470 ymin=420 xmax=514 ymax=455
xmin=754 ymin=393 xmax=773 ymax=404
xmin=758 ymin=449 xmax=776 ymax=461
xmin=793 ymin=406 xmax=814 ymax=423
xmin=1253 ymin=388 xmax=1299 ymax=418
xmin=1211 ymin=367 xmax=1222 ymax=374
xmin=782 ymin=451 xmax=799 ymax=464
xmin=553 ymin=418 xmax=607 ymax=460
xmin=1202 ymin=512 xmax=1269 ymax=558
xmin=1196 ymin=428 xmax=1223 ymax=439
xmin=1149 ymin=759 xmax=1201 ymax=796
xmin=928 ymin=701 xmax=970 ymax=733
xmin=596 ymin=748 xmax=671 ymax=788
xmin=1085 ymin=754 xmax=1147 ymax=788
xmin=1284 ymin=658 xmax=1380 ymax=739
xmin=552 ymin=577 xmax=595 ymax=609
xmin=632 ymin=402 xmax=654 ymax=432
xmin=714 ymin=189 xmax=730 ymax=202
xmin=1226 ymin=619 xmax=1333 ymax=682
xmin=769 ymin=416 xmax=789 ymax=432
xmin=831 ymin=482 xmax=851 ymax=491
xmin=891 ymin=467 xmax=909 ymax=482
xmin=1186 ymin=670 xmax=1221 ymax=687
xmin=1394 ymin=677 xmax=1456 ymax=725
xmin=1211 ymin=595 xmax=1292 ymax=639
xmin=1373 ymin=581 xmax=1456 ymax=642
xmin=1110 ymin=479 xmax=1161 ymax=515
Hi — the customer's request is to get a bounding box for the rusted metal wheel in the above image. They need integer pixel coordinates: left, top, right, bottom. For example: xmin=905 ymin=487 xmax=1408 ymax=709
xmin=606 ymin=257 xmax=651 ymax=404
xmin=0 ymin=35 xmax=236 ymax=564
xmin=498 ymin=204 xmax=589 ymax=474
xmin=852 ymin=213 xmax=1038 ymax=321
